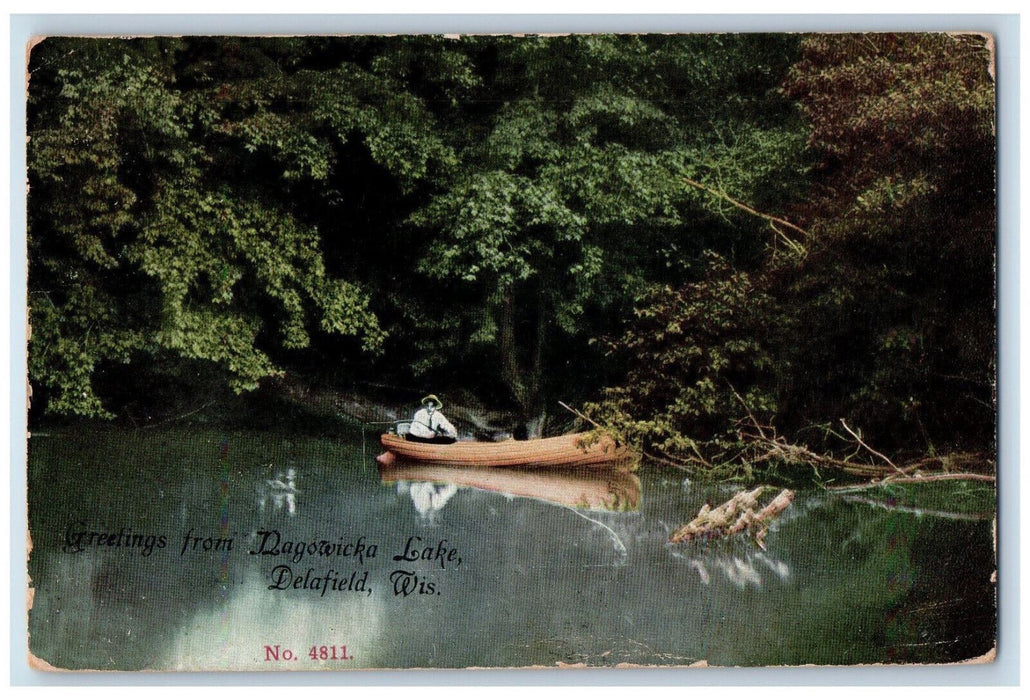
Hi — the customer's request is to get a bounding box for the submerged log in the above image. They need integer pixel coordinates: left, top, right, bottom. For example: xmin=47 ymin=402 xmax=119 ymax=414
xmin=669 ymin=487 xmax=795 ymax=549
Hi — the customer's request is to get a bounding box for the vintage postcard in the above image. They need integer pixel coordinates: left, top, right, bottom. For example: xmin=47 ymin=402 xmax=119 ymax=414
xmin=24 ymin=32 xmax=998 ymax=672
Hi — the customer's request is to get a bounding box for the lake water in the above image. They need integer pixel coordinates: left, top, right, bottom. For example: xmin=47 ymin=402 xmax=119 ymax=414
xmin=26 ymin=425 xmax=996 ymax=671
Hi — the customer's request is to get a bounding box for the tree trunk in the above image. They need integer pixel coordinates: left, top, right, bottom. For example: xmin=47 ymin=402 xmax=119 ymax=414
xmin=496 ymin=288 xmax=548 ymax=437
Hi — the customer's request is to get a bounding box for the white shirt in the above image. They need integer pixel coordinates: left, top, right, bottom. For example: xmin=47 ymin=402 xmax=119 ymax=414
xmin=408 ymin=407 xmax=458 ymax=439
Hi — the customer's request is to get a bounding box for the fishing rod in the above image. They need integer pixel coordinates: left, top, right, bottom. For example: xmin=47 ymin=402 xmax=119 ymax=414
xmin=357 ymin=420 xmax=409 ymax=461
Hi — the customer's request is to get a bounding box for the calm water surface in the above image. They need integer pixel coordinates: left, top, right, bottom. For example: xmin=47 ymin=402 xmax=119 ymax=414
xmin=27 ymin=425 xmax=996 ymax=670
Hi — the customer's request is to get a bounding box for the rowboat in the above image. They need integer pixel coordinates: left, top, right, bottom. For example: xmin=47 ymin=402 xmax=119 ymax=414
xmin=376 ymin=432 xmax=634 ymax=470
xmin=380 ymin=462 xmax=641 ymax=511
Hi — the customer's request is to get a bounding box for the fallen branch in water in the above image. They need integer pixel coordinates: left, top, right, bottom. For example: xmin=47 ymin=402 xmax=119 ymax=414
xmin=821 ymin=450 xmax=996 ymax=490
xmin=725 ymin=384 xmax=895 ymax=478
xmin=737 ymin=417 xmax=896 ymax=478
xmin=669 ymin=486 xmax=795 ymax=549
xmin=569 ymin=389 xmax=994 ymax=488
xmin=746 ymin=428 xmax=995 ymax=486
xmin=727 ymin=385 xmax=995 ymax=484
xmin=878 ymin=473 xmax=996 ymax=484
xmin=826 ymin=472 xmax=997 ymax=491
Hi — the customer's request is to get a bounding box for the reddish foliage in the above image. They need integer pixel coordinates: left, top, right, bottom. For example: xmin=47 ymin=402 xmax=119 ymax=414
xmin=784 ymin=33 xmax=995 ymax=231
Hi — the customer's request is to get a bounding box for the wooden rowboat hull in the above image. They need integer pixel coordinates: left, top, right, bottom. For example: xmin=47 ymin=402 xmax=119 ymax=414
xmin=377 ymin=432 xmax=634 ymax=470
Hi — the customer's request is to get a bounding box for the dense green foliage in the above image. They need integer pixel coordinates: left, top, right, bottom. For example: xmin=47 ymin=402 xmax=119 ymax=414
xmin=28 ymin=34 xmax=805 ymax=424
xmin=29 ymin=38 xmax=395 ymax=417
xmin=405 ymin=35 xmax=806 ymax=427
xmin=27 ymin=33 xmax=995 ymax=466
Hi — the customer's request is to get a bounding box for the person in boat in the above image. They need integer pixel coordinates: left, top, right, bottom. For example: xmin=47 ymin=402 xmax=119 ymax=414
xmin=406 ymin=394 xmax=458 ymax=444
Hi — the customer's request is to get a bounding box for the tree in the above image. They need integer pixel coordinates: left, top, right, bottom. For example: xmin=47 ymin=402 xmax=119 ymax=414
xmin=29 ymin=37 xmax=456 ymax=418
xmin=27 ymin=35 xmax=810 ymax=429
xmin=590 ymin=32 xmax=996 ymax=470
xmin=777 ymin=33 xmax=996 ymax=451
xmin=407 ymin=34 xmax=806 ymax=433
xmin=586 ymin=253 xmax=777 ymax=469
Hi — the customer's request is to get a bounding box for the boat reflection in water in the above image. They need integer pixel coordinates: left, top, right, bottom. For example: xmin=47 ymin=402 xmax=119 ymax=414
xmin=379 ymin=463 xmax=642 ymax=513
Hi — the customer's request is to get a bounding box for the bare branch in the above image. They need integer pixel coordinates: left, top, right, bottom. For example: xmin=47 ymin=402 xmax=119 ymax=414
xmin=840 ymin=418 xmax=903 ymax=474
xmin=683 ymin=177 xmax=811 ymax=240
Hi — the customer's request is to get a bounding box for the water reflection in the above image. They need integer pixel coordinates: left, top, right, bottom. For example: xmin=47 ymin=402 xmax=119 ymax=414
xmin=26 ymin=426 xmax=996 ymax=669
xmin=257 ymin=467 xmax=298 ymax=515
xmin=395 ymin=481 xmax=459 ymax=521
xmin=668 ymin=548 xmax=790 ymax=588
xmin=379 ymin=463 xmax=642 ymax=512
xmin=164 ymin=576 xmax=386 ymax=671
xmin=560 ymin=505 xmax=629 ymax=565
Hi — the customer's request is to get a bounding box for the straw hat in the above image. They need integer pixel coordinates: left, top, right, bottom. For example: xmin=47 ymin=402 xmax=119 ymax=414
xmin=421 ymin=394 xmax=443 ymax=409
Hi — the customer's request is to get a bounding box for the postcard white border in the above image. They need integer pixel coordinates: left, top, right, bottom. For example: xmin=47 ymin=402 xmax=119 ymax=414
xmin=6 ymin=11 xmax=1021 ymax=689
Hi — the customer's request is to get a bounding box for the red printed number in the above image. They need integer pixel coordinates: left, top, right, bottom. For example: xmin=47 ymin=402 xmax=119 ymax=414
xmin=309 ymin=645 xmax=350 ymax=661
